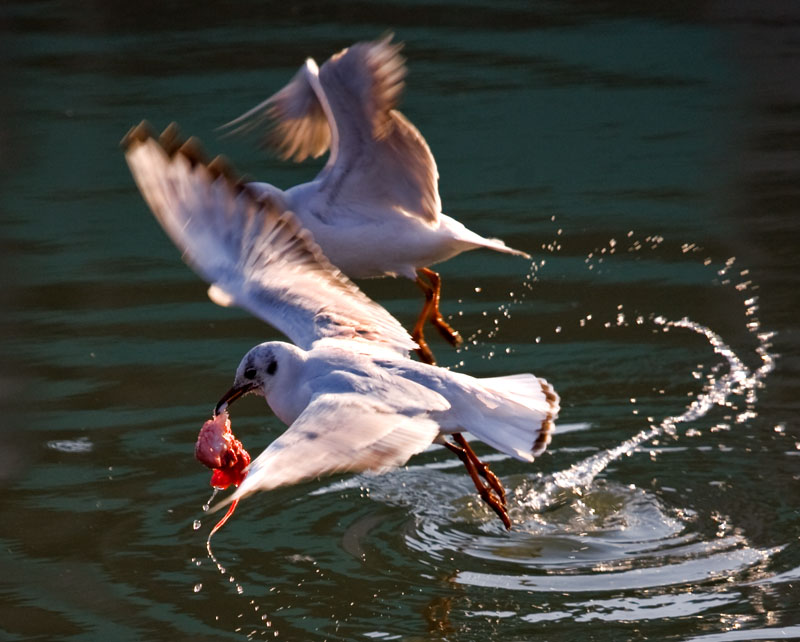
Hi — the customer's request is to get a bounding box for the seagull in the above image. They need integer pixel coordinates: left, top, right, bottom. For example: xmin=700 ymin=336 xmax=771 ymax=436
xmin=123 ymin=123 xmax=559 ymax=529
xmin=219 ymin=35 xmax=530 ymax=365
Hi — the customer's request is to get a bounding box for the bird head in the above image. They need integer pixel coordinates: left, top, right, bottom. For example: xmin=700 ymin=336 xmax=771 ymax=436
xmin=215 ymin=342 xmax=284 ymax=415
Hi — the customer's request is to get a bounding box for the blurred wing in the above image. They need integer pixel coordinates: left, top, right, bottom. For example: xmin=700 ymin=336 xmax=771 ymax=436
xmin=317 ymin=35 xmax=406 ymax=148
xmin=220 ymin=59 xmax=331 ymax=162
xmin=227 ymin=392 xmax=441 ymax=502
xmin=318 ymin=108 xmax=441 ymax=224
xmin=123 ymin=121 xmax=416 ymax=354
xmin=222 ymin=35 xmax=441 ymax=223
xmin=317 ymin=36 xmax=441 ymax=223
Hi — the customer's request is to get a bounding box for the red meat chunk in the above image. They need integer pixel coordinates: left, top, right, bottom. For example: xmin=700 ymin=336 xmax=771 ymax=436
xmin=195 ymin=411 xmax=251 ymax=489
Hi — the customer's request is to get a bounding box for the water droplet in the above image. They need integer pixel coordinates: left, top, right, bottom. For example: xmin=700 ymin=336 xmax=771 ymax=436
xmin=193 ymin=520 xmax=201 ymax=530
xmin=193 ymin=583 xmax=202 ymax=592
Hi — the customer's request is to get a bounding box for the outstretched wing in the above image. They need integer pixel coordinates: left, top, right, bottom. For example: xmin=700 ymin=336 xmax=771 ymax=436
xmin=315 ymin=36 xmax=441 ymax=223
xmin=123 ymin=121 xmax=416 ymax=355
xmin=317 ymin=34 xmax=407 ymax=148
xmin=225 ymin=392 xmax=443 ymax=502
xmin=220 ymin=59 xmax=331 ymax=162
xmin=222 ymin=36 xmax=441 ymax=223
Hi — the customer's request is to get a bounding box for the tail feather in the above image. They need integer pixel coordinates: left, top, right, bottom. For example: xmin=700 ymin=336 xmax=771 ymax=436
xmin=463 ymin=373 xmax=560 ymax=461
xmin=474 ymin=236 xmax=531 ymax=259
xmin=443 ymin=215 xmax=531 ymax=259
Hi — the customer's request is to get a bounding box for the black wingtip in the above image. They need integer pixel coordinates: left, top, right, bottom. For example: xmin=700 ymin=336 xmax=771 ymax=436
xmin=123 ymin=119 xmax=252 ymax=196
xmin=120 ymin=120 xmax=155 ymax=150
xmin=158 ymin=122 xmax=183 ymax=156
xmin=531 ymin=379 xmax=560 ymax=458
xmin=177 ymin=136 xmax=209 ymax=166
xmin=208 ymin=154 xmax=238 ymax=183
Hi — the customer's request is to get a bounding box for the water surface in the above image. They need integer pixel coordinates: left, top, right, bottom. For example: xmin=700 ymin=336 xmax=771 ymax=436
xmin=2 ymin=2 xmax=799 ymax=640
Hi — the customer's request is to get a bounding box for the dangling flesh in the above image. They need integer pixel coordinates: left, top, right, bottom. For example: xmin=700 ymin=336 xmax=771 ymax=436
xmin=195 ymin=411 xmax=250 ymax=532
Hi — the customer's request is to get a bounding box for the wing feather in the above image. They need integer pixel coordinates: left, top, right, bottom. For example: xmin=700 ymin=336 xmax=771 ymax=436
xmin=227 ymin=393 xmax=441 ymax=501
xmin=123 ymin=121 xmax=415 ymax=354
xmin=316 ymin=36 xmax=440 ymax=222
xmin=317 ymin=109 xmax=441 ymax=223
xmin=220 ymin=60 xmax=331 ymax=162
xmin=221 ymin=36 xmax=441 ymax=223
xmin=318 ymin=34 xmax=406 ymax=143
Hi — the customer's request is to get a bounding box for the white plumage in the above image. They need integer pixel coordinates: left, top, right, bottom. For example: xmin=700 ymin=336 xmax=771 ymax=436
xmin=220 ymin=35 xmax=529 ymax=363
xmin=123 ymin=125 xmax=559 ymax=518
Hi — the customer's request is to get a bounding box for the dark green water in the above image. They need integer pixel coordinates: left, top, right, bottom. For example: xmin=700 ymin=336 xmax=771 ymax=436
xmin=2 ymin=2 xmax=799 ymax=640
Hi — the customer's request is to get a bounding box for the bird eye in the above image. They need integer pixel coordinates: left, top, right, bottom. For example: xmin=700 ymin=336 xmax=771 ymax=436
xmin=244 ymin=367 xmax=257 ymax=380
xmin=266 ymin=361 xmax=277 ymax=375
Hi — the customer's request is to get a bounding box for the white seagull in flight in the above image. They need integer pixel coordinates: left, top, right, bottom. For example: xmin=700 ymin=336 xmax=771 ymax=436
xmin=220 ymin=35 xmax=530 ymax=365
xmin=123 ymin=123 xmax=558 ymax=529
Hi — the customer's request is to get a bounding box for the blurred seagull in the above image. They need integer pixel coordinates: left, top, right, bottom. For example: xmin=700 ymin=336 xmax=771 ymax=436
xmin=123 ymin=123 xmax=558 ymax=529
xmin=219 ymin=35 xmax=530 ymax=365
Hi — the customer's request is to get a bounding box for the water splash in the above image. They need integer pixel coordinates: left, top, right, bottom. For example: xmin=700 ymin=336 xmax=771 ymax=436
xmin=451 ymin=217 xmax=559 ymax=369
xmin=193 ymin=489 xmax=237 ymax=583
xmin=518 ymin=315 xmax=776 ymax=513
xmin=191 ymin=491 xmax=278 ymax=638
xmin=447 ymin=232 xmax=777 ymax=516
xmin=453 ymin=227 xmax=662 ymax=362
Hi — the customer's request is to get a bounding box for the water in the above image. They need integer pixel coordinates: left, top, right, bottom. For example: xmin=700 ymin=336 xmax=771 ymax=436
xmin=3 ymin=2 xmax=799 ymax=640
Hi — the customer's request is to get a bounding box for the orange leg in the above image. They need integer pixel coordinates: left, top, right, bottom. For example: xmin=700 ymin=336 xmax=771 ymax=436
xmin=452 ymin=433 xmax=507 ymax=507
xmin=444 ymin=437 xmax=511 ymax=530
xmin=418 ymin=268 xmax=462 ymax=347
xmin=412 ymin=274 xmax=438 ymax=365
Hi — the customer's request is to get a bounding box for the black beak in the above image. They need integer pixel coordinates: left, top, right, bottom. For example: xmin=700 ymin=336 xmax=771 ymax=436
xmin=214 ymin=383 xmax=256 ymax=415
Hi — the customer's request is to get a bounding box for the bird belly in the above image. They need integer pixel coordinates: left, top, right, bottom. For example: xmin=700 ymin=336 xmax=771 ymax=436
xmin=293 ymin=209 xmax=472 ymax=280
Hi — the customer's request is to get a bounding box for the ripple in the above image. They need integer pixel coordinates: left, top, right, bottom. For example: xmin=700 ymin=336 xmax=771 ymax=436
xmin=520 ymin=592 xmax=739 ymax=623
xmin=455 ymin=545 xmax=768 ymax=593
xmin=322 ymin=467 xmax=780 ymax=630
xmin=45 ymin=437 xmax=93 ymax=453
xmin=319 ymin=278 xmax=781 ymax=622
xmin=684 ymin=625 xmax=800 ymax=642
xmin=396 ymin=479 xmax=774 ymax=587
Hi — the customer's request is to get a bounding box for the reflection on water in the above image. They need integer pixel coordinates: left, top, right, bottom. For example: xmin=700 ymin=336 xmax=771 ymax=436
xmin=3 ymin=1 xmax=800 ymax=640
